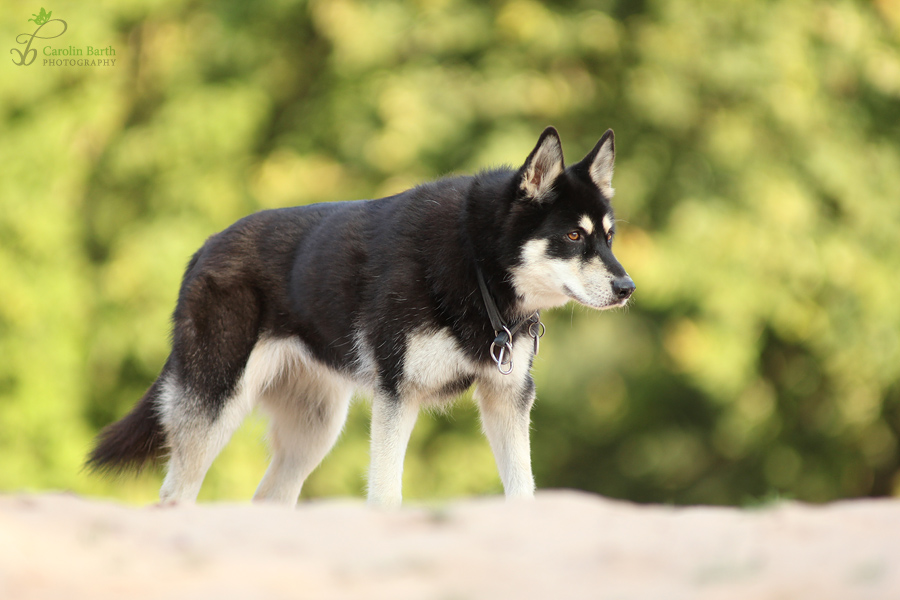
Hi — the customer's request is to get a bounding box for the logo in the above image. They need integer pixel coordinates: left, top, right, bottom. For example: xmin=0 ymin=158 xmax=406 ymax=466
xmin=11 ymin=8 xmax=116 ymax=67
xmin=11 ymin=8 xmax=66 ymax=66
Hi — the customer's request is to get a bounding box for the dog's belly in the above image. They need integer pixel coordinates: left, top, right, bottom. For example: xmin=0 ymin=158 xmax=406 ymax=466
xmin=248 ymin=329 xmax=478 ymax=405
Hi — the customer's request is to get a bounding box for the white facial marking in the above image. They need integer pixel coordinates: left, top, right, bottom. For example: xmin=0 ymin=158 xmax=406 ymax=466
xmin=511 ymin=239 xmax=627 ymax=314
xmin=602 ymin=214 xmax=613 ymax=236
xmin=510 ymin=239 xmax=571 ymax=314
xmin=579 ymin=215 xmax=595 ymax=235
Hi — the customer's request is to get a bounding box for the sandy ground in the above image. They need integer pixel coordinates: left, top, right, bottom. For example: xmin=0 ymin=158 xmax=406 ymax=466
xmin=1 ymin=490 xmax=898 ymax=600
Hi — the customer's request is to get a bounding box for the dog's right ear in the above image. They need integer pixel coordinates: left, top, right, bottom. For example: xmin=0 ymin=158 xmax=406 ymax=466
xmin=520 ymin=127 xmax=564 ymax=201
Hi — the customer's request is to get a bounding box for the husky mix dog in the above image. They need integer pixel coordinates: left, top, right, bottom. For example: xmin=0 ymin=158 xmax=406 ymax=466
xmin=87 ymin=127 xmax=635 ymax=507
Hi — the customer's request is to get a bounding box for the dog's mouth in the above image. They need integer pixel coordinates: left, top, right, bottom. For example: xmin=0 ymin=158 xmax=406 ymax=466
xmin=563 ymin=287 xmax=629 ymax=311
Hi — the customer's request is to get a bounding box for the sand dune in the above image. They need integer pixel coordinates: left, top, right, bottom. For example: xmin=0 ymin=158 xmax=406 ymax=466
xmin=1 ymin=490 xmax=898 ymax=599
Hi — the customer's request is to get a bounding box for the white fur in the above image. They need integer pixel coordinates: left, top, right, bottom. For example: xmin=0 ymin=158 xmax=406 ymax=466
xmin=511 ymin=239 xmax=620 ymax=314
xmin=403 ymin=328 xmax=474 ymax=396
xmin=602 ymin=214 xmax=613 ymax=236
xmin=579 ymin=215 xmax=595 ymax=235
xmin=253 ymin=339 xmax=354 ymax=503
xmin=367 ymin=326 xmax=539 ymax=507
xmin=562 ymin=256 xmax=620 ymax=309
xmin=367 ymin=394 xmax=420 ymax=508
xmin=475 ymin=385 xmax=535 ymax=499
xmin=590 ymin=138 xmax=615 ymax=197
xmin=159 ymin=337 xmax=355 ymax=505
xmin=351 ymin=330 xmax=379 ymax=388
xmin=365 ymin=327 xmax=475 ymax=507
xmin=475 ymin=337 xmax=537 ymax=499
xmin=159 ymin=330 xmax=544 ymax=508
xmin=159 ymin=373 xmax=255 ymax=503
xmin=510 ymin=239 xmax=572 ymax=314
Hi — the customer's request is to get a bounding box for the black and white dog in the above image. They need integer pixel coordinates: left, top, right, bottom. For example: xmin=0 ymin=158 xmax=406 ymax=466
xmin=88 ymin=127 xmax=634 ymax=507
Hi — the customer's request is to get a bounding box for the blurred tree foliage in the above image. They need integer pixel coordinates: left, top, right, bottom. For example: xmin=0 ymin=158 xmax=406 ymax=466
xmin=1 ymin=0 xmax=899 ymax=505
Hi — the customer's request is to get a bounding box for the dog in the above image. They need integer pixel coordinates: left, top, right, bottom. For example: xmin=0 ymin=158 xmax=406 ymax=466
xmin=87 ymin=126 xmax=634 ymax=507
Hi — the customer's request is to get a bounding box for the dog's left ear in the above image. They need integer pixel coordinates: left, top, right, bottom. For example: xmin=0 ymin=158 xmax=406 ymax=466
xmin=576 ymin=129 xmax=615 ymax=197
xmin=520 ymin=127 xmax=565 ymax=201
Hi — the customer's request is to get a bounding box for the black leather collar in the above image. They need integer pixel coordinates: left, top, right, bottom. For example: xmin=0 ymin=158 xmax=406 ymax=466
xmin=474 ymin=263 xmax=543 ymax=373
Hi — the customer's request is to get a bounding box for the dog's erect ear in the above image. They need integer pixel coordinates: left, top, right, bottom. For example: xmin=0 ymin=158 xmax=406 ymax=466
xmin=520 ymin=127 xmax=565 ymax=201
xmin=577 ymin=129 xmax=615 ymax=197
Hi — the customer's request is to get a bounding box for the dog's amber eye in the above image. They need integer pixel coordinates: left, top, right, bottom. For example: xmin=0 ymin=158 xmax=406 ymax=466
xmin=606 ymin=233 xmax=613 ymax=246
xmin=567 ymin=231 xmax=581 ymax=241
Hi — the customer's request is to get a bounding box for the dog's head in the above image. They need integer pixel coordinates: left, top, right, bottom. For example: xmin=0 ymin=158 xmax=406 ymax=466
xmin=509 ymin=127 xmax=635 ymax=314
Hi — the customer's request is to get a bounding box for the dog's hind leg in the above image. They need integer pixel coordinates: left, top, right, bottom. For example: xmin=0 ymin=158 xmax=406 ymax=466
xmin=158 ymin=272 xmax=263 ymax=504
xmin=158 ymin=376 xmax=256 ymax=503
xmin=254 ymin=355 xmax=354 ymax=504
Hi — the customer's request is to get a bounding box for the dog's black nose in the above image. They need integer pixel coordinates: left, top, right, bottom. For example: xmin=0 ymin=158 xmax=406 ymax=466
xmin=612 ymin=276 xmax=635 ymax=300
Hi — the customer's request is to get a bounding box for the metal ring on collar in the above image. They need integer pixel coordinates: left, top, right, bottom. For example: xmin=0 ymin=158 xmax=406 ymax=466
xmin=527 ymin=319 xmax=545 ymax=357
xmin=490 ymin=340 xmax=514 ymax=367
xmin=528 ymin=320 xmax=545 ymax=339
xmin=490 ymin=326 xmax=514 ymax=374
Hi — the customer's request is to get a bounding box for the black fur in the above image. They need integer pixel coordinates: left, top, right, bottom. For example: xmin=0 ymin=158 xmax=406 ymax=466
xmin=86 ymin=370 xmax=167 ymax=473
xmin=87 ymin=126 xmax=628 ymax=476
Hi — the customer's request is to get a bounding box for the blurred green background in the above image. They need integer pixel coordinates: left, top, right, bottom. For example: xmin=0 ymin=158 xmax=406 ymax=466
xmin=2 ymin=0 xmax=899 ymax=505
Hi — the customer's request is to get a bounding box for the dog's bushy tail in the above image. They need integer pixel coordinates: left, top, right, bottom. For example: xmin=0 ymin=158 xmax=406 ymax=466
xmin=86 ymin=378 xmax=167 ymax=475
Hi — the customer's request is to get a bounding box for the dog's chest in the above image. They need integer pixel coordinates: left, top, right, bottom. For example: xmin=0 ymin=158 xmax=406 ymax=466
xmin=402 ymin=328 xmax=476 ymax=395
xmin=401 ymin=327 xmax=534 ymax=400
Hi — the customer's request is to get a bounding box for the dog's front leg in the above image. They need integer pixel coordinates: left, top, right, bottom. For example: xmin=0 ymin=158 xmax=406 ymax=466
xmin=476 ymin=377 xmax=536 ymax=500
xmin=367 ymin=394 xmax=419 ymax=507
